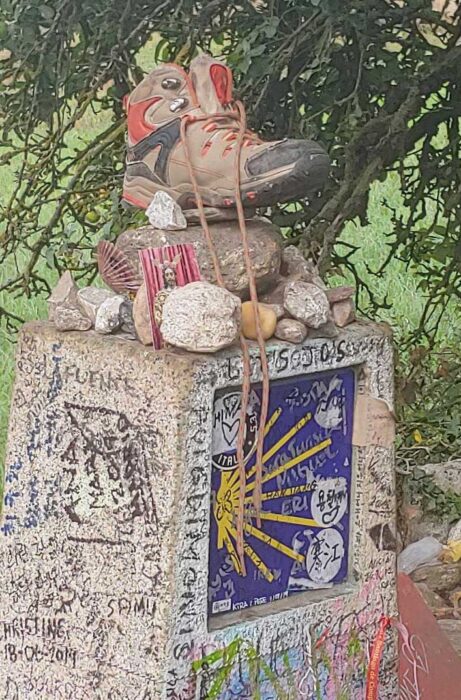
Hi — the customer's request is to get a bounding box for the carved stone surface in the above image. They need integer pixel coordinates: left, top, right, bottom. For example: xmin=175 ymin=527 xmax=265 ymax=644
xmin=0 ymin=321 xmax=397 ymax=699
xmin=77 ymin=286 xmax=117 ymax=323
xmin=146 ymin=191 xmax=187 ymax=230
xmin=161 ymin=281 xmax=241 ymax=352
xmin=94 ymin=295 xmax=125 ymax=334
xmin=117 ymin=218 xmax=282 ymax=299
xmin=274 ymin=318 xmax=307 ymax=344
xmin=54 ymin=305 xmax=92 ymax=331
xmin=283 ymin=281 xmax=330 ymax=328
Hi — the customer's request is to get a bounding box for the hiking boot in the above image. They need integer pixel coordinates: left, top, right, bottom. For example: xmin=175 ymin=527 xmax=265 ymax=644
xmin=122 ymin=58 xmax=330 ymax=211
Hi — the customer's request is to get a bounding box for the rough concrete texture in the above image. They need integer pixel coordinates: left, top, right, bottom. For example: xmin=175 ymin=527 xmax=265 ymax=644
xmin=116 ymin=217 xmax=282 ymax=299
xmin=0 ymin=320 xmax=398 ymax=699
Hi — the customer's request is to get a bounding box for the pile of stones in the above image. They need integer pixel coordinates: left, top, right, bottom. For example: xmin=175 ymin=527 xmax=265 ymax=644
xmin=47 ymin=196 xmax=356 ymax=352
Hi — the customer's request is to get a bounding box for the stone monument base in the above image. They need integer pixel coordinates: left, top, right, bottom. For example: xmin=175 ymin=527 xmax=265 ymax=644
xmin=0 ymin=321 xmax=398 ymax=699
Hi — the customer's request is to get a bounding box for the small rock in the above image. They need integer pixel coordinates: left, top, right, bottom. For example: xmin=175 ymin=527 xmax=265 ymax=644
xmin=77 ymin=287 xmax=117 ymax=323
xmin=402 ymin=503 xmax=453 ymax=546
xmin=331 ymin=299 xmax=356 ymax=328
xmin=118 ymin=300 xmax=137 ymax=339
xmin=438 ymin=619 xmax=461 ymax=655
xmin=54 ymin=306 xmax=92 ymax=332
xmin=133 ymin=283 xmax=152 ymax=346
xmin=94 ymin=295 xmax=124 ymax=334
xmin=281 ymin=246 xmax=326 ymax=288
xmin=161 ymin=282 xmax=241 ymax=353
xmin=241 ymin=302 xmax=277 ymax=341
xmin=283 ymin=281 xmax=330 ymax=328
xmin=415 ymin=582 xmax=447 ymax=611
xmin=449 ymin=520 xmax=461 ymax=543
xmin=308 ymin=320 xmax=339 ymax=339
xmin=117 ymin=218 xmax=282 ymax=300
xmin=259 ymin=276 xmax=299 ymax=307
xmin=326 ymin=285 xmax=355 ymax=304
xmin=264 ymin=303 xmax=285 ymax=320
xmin=275 ymin=319 xmax=307 ymax=344
xmin=282 ymin=246 xmax=315 ymax=277
xmin=146 ymin=191 xmax=187 ymax=230
xmin=48 ymin=271 xmax=78 ymax=321
xmin=412 ymin=562 xmax=461 ymax=592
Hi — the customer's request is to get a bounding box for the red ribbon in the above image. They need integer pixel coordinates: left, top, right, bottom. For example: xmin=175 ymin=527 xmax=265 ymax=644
xmin=366 ymin=616 xmax=392 ymax=700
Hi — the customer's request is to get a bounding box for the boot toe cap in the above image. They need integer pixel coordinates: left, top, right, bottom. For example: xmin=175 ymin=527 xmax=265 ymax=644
xmin=245 ymin=139 xmax=329 ymax=179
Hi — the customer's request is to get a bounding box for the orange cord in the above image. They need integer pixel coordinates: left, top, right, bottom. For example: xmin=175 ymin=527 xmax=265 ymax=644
xmin=180 ymin=106 xmax=269 ymax=572
xmin=234 ymin=100 xmax=270 ymax=525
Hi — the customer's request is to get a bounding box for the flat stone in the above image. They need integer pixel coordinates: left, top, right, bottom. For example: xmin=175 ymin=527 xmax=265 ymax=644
xmin=48 ymin=271 xmax=79 ymax=321
xmin=146 ymin=191 xmax=187 ymax=230
xmin=54 ymin=305 xmax=92 ymax=332
xmin=241 ymin=301 xmax=277 ymax=341
xmin=119 ymin=299 xmax=136 ymax=336
xmin=331 ymin=299 xmax=356 ymax=328
xmin=275 ymin=319 xmax=307 ymax=344
xmin=412 ymin=562 xmax=461 ymax=592
xmin=161 ymin=282 xmax=241 ymax=353
xmin=132 ymin=282 xmax=152 ymax=345
xmin=77 ymin=286 xmax=117 ymax=323
xmin=438 ymin=619 xmax=461 ymax=656
xmin=281 ymin=246 xmax=325 ymax=287
xmin=117 ymin=218 xmax=282 ymax=299
xmin=94 ymin=295 xmax=124 ymax=334
xmin=283 ymin=281 xmax=330 ymax=328
xmin=326 ymin=286 xmax=355 ymax=304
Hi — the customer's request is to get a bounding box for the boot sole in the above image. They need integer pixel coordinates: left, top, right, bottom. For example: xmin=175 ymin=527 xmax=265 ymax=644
xmin=122 ymin=151 xmax=330 ymax=210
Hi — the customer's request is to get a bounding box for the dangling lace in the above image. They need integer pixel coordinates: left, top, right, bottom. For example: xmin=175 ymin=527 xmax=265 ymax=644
xmin=180 ymin=107 xmax=270 ymax=573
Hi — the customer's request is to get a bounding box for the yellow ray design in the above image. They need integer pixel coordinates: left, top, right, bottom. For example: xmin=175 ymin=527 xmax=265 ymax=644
xmin=247 ymin=510 xmax=321 ymax=528
xmin=243 ymin=522 xmax=304 ymax=564
xmin=222 ymin=531 xmax=243 ymax=575
xmin=243 ymin=410 xmax=312 ymax=484
xmin=227 ymin=407 xmax=282 ymax=490
xmin=227 ymin=524 xmax=274 ymax=582
xmin=246 ymin=437 xmax=332 ymax=493
xmin=245 ymin=484 xmax=317 ymax=503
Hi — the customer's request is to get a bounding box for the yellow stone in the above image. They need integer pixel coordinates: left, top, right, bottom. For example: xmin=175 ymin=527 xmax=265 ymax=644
xmin=241 ymin=301 xmax=277 ymax=341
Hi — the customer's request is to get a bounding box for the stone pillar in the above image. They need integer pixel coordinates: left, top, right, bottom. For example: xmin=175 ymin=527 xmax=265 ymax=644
xmin=0 ymin=320 xmax=398 ymax=699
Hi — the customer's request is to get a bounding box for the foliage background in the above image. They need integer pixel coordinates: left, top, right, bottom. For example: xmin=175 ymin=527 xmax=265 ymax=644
xmin=1 ymin=0 xmax=461 ymax=497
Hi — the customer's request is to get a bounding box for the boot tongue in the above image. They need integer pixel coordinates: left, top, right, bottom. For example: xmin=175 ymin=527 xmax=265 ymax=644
xmin=189 ymin=54 xmax=233 ymax=114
